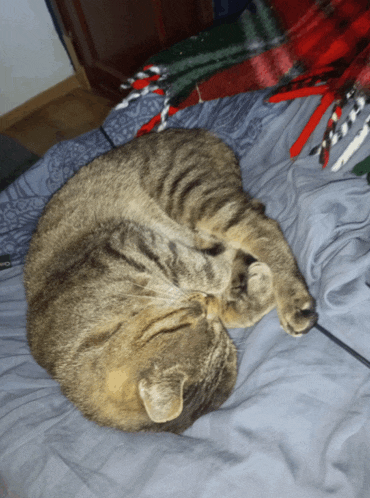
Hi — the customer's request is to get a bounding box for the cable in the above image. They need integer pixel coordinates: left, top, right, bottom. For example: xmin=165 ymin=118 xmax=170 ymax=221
xmin=315 ymin=322 xmax=370 ymax=370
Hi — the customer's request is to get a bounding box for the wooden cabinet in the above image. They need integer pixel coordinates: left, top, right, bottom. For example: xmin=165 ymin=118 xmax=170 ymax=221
xmin=50 ymin=0 xmax=214 ymax=102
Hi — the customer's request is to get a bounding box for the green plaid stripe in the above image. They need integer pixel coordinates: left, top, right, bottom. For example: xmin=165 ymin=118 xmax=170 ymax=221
xmin=148 ymin=0 xmax=286 ymax=105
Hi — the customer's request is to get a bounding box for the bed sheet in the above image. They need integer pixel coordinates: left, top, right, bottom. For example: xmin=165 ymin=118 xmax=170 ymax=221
xmin=1 ymin=89 xmax=370 ymax=498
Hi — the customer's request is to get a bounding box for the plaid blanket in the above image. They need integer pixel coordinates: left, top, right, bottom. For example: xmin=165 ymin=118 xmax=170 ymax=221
xmin=118 ymin=0 xmax=370 ymax=169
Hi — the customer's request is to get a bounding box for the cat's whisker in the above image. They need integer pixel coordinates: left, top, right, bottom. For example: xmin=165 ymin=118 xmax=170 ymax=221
xmin=119 ymin=293 xmax=173 ymax=301
xmin=118 ymin=293 xmax=182 ymax=307
xmin=148 ymin=268 xmax=186 ymax=297
xmin=130 ymin=281 xmax=180 ymax=299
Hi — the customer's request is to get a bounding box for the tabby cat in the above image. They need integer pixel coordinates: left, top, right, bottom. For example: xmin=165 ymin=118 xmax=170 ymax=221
xmin=24 ymin=128 xmax=317 ymax=433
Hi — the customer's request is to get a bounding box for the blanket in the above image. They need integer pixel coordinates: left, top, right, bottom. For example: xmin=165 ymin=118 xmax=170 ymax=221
xmin=119 ymin=0 xmax=370 ymax=169
xmin=1 ymin=89 xmax=370 ymax=497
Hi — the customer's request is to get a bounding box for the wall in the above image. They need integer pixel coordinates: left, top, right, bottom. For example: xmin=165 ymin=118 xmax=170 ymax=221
xmin=0 ymin=0 xmax=74 ymax=116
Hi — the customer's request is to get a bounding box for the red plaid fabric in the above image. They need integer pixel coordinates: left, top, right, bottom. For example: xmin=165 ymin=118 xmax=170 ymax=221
xmin=119 ymin=0 xmax=370 ymax=167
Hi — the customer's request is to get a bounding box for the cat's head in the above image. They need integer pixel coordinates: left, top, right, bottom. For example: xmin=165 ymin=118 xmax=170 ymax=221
xmin=57 ymin=290 xmax=237 ymax=434
xmin=86 ymin=293 xmax=238 ymax=433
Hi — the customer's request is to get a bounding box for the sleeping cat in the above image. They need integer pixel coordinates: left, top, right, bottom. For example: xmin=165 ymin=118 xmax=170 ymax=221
xmin=24 ymin=128 xmax=317 ymax=433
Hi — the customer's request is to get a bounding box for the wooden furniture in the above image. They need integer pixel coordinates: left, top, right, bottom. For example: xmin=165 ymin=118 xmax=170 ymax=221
xmin=50 ymin=0 xmax=214 ymax=102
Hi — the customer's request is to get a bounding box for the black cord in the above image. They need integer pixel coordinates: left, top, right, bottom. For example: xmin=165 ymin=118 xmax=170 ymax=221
xmin=100 ymin=126 xmax=116 ymax=149
xmin=315 ymin=322 xmax=370 ymax=370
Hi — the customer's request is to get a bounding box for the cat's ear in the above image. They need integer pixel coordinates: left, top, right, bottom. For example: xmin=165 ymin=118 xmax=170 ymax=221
xmin=138 ymin=370 xmax=187 ymax=423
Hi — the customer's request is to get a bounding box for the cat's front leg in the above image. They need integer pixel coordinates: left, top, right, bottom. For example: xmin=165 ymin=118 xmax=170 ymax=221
xmin=230 ymin=212 xmax=317 ymax=336
xmin=273 ymin=272 xmax=317 ymax=336
xmin=197 ymin=200 xmax=317 ymax=336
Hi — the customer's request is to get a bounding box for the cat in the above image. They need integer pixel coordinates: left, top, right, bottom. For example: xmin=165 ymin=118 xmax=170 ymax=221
xmin=24 ymin=128 xmax=317 ymax=433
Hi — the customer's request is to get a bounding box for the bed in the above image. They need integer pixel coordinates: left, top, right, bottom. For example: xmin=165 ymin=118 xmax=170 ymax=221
xmin=2 ymin=3 xmax=370 ymax=497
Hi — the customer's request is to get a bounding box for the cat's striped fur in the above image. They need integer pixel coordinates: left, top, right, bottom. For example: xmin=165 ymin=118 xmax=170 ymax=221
xmin=24 ymin=128 xmax=317 ymax=433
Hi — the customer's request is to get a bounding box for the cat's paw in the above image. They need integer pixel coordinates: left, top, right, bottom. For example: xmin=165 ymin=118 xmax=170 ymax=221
xmin=248 ymin=262 xmax=274 ymax=298
xmin=277 ymin=284 xmax=317 ymax=337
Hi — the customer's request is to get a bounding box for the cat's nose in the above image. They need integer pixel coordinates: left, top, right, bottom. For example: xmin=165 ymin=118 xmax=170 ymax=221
xmin=187 ymin=292 xmax=218 ymax=320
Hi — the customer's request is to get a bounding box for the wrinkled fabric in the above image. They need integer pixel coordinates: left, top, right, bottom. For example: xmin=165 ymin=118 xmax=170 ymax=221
xmin=1 ymin=90 xmax=370 ymax=498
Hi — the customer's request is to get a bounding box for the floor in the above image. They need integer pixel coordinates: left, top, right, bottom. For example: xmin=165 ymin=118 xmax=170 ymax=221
xmin=3 ymin=87 xmax=115 ymax=157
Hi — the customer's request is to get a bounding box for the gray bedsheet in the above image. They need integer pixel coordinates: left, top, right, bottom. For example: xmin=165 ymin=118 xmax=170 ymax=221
xmin=1 ymin=89 xmax=370 ymax=498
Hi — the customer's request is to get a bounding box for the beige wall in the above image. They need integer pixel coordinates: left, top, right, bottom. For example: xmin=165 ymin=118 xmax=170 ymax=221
xmin=0 ymin=0 xmax=74 ymax=116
